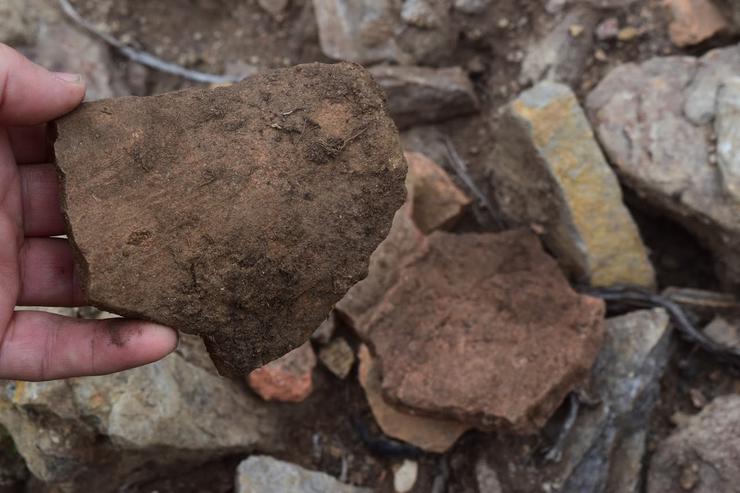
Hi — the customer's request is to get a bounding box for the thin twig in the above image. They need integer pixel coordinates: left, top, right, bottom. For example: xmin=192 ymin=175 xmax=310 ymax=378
xmin=580 ymin=286 xmax=740 ymax=368
xmin=543 ymin=393 xmax=579 ymax=464
xmin=57 ymin=0 xmax=251 ymax=84
xmin=443 ymin=137 xmax=499 ymax=224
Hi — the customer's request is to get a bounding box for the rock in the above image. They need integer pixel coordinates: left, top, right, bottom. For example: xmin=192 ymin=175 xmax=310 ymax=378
xmin=336 ymin=204 xmax=425 ymax=331
xmin=584 ymin=0 xmax=639 ymax=6
xmin=236 ymin=456 xmax=371 ymax=493
xmin=401 ymin=126 xmax=454 ymax=172
xmin=258 ymin=0 xmax=290 ymax=18
xmin=490 ymin=81 xmax=655 ymax=288
xmin=551 ymin=308 xmax=673 ymax=492
xmin=617 ymin=26 xmax=641 ymax=41
xmin=401 ymin=0 xmax=441 ymax=29
xmin=715 ymin=77 xmax=740 ymax=200
xmin=393 ymin=460 xmax=418 ymax=493
xmin=341 ymin=228 xmax=605 ymax=433
xmin=648 ymin=395 xmax=740 ymax=493
xmin=716 ymin=0 xmax=740 ymax=27
xmin=0 ymin=0 xmax=36 ymax=45
xmin=453 ymin=0 xmax=491 ymax=14
xmin=0 ymin=345 xmax=276 ymax=491
xmin=319 ymin=337 xmax=355 ymax=379
xmin=311 ymin=313 xmax=337 ymax=345
xmin=369 ymin=65 xmax=479 ymax=129
xmin=54 ymin=62 xmax=407 ymax=378
xmin=312 ymin=0 xmax=457 ymax=65
xmin=595 ymin=18 xmax=620 ymax=40
xmin=358 ymin=345 xmax=469 ymax=453
xmin=0 ymin=427 xmax=29 ymax=491
xmin=586 ymin=46 xmax=740 ymax=289
xmin=664 ymin=0 xmax=729 ymax=47
xmin=33 ymin=18 xmax=115 ymax=101
xmin=405 ymin=151 xmax=470 ymax=234
xmin=248 ymin=342 xmax=317 ymax=402
xmin=520 ymin=8 xmax=598 ymax=85
xmin=703 ymin=316 xmax=740 ymax=350
xmin=475 ymin=459 xmax=503 ymax=493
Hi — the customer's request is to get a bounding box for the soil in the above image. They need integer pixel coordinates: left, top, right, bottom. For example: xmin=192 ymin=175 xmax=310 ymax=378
xmin=54 ymin=62 xmax=407 ymax=378
xmin=36 ymin=0 xmax=740 ymax=491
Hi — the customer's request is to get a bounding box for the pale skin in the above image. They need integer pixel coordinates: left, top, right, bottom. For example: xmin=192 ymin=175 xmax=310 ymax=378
xmin=0 ymin=44 xmax=177 ymax=381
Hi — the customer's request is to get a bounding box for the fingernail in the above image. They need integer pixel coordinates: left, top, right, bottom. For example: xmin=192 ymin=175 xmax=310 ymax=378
xmin=53 ymin=72 xmax=83 ymax=84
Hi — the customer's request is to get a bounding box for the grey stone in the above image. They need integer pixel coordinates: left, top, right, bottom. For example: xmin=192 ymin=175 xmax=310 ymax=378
xmin=236 ymin=456 xmax=371 ymax=493
xmin=0 ymin=343 xmax=276 ymax=491
xmin=401 ymin=0 xmax=440 ymax=28
xmin=552 ymin=309 xmax=673 ymax=493
xmin=586 ymin=46 xmax=740 ymax=289
xmin=520 ymin=8 xmax=597 ymax=85
xmin=312 ymin=0 xmax=456 ymax=65
xmin=703 ymin=316 xmax=740 ymax=350
xmin=0 ymin=0 xmax=36 ymax=45
xmin=584 ymin=0 xmax=639 ymax=7
xmin=648 ymin=395 xmax=740 ymax=493
xmin=475 ymin=459 xmax=503 ymax=493
xmin=453 ymin=0 xmax=491 ymax=14
xmin=258 ymin=0 xmax=291 ymax=18
xmin=33 ymin=20 xmax=115 ymax=101
xmin=715 ymin=77 xmax=740 ymax=201
xmin=370 ymin=65 xmax=479 ymax=129
xmin=490 ymin=81 xmax=655 ymax=288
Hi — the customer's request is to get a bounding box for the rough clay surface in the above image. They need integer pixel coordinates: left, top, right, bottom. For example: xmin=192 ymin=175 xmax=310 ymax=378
xmin=648 ymin=395 xmax=740 ymax=493
xmin=54 ymin=62 xmax=407 ymax=378
xmin=357 ymin=345 xmax=469 ymax=453
xmin=340 ymin=225 xmax=605 ymax=433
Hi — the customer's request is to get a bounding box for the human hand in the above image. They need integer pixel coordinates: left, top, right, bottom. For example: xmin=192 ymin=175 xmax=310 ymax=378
xmin=0 ymin=44 xmax=177 ymax=381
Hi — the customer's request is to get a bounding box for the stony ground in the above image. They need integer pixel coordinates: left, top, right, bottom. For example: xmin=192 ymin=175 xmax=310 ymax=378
xmin=1 ymin=0 xmax=740 ymax=492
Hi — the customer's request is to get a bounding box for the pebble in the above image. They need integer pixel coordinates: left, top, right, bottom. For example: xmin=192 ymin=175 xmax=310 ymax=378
xmin=665 ymin=0 xmax=728 ymax=47
xmin=595 ymin=17 xmax=620 ymax=40
xmin=393 ymin=460 xmax=418 ymax=493
xmin=319 ymin=338 xmax=355 ymax=379
xmin=617 ymin=26 xmax=640 ymax=41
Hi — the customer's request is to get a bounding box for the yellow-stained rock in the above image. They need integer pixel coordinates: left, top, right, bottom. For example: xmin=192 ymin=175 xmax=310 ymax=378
xmin=490 ymin=81 xmax=654 ymax=288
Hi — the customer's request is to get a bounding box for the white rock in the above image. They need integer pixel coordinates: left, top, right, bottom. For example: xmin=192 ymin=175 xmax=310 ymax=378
xmin=393 ymin=460 xmax=418 ymax=493
xmin=236 ymin=456 xmax=371 ymax=493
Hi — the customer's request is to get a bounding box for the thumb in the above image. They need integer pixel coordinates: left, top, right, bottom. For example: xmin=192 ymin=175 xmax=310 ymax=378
xmin=0 ymin=43 xmax=86 ymax=126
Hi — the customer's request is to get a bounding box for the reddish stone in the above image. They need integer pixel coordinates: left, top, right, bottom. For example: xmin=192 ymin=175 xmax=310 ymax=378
xmin=665 ymin=0 xmax=728 ymax=47
xmin=54 ymin=62 xmax=407 ymax=378
xmin=405 ymin=152 xmax=470 ymax=234
xmin=339 ymin=229 xmax=605 ymax=433
xmin=358 ymin=345 xmax=469 ymax=453
xmin=248 ymin=342 xmax=316 ymax=403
